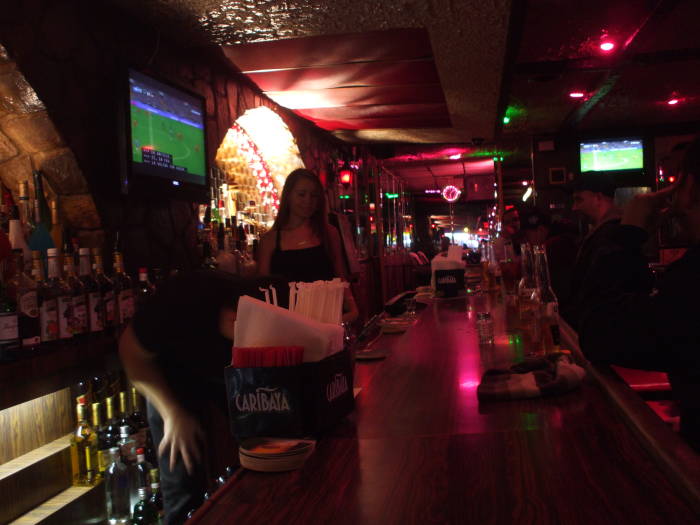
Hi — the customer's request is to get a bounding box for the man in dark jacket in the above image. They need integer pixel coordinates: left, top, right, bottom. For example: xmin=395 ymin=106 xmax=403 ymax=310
xmin=561 ymin=174 xmax=651 ymax=329
xmin=577 ymin=137 xmax=700 ymax=451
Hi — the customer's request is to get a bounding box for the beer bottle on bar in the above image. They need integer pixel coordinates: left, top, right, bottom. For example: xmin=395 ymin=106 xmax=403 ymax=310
xmin=64 ymin=250 xmax=87 ymax=337
xmin=113 ymin=252 xmax=134 ymax=328
xmin=33 ymin=250 xmax=58 ymax=344
xmin=533 ymin=246 xmax=561 ymax=354
xmin=0 ymin=261 xmax=20 ymax=360
xmin=93 ymin=250 xmax=116 ymax=330
xmin=70 ymin=399 xmax=99 ymax=486
xmin=46 ymin=248 xmax=72 ymax=341
xmin=517 ymin=244 xmax=541 ymax=349
xmin=78 ymin=248 xmax=102 ymax=333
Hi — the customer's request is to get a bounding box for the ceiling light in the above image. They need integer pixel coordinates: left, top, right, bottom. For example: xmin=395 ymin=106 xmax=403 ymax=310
xmin=600 ymin=41 xmax=615 ymax=52
xmin=522 ymin=187 xmax=533 ymax=202
xmin=521 ymin=180 xmax=528 ymax=186
xmin=502 ymin=116 xmax=511 ymax=124
xmin=569 ymin=92 xmax=585 ymax=99
xmin=667 ymin=98 xmax=679 ymax=105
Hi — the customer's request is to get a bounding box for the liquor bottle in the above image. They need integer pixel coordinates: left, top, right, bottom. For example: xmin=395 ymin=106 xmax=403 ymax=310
xmin=27 ymin=171 xmax=55 ymax=253
xmin=9 ymin=249 xmax=41 ymax=350
xmin=33 ymin=250 xmax=58 ymax=343
xmin=113 ymin=252 xmax=134 ymax=328
xmin=49 ymin=200 xmax=63 ymax=253
xmin=117 ymin=424 xmax=137 ymax=465
xmin=104 ymin=396 xmax=121 ymax=448
xmin=0 ymin=262 xmax=20 ymax=359
xmin=46 ymin=248 xmax=72 ymax=340
xmin=134 ymin=447 xmax=154 ymax=492
xmin=148 ymin=468 xmax=164 ymax=518
xmin=117 ymin=391 xmax=136 ymax=436
xmin=104 ymin=446 xmax=131 ymax=524
xmin=64 ymin=253 xmax=87 ymax=336
xmin=132 ymin=486 xmax=159 ymax=524
xmin=533 ymin=246 xmax=561 ymax=354
xmin=129 ymin=386 xmax=148 ymax=448
xmin=93 ymin=250 xmax=116 ymax=329
xmin=70 ymin=399 xmax=99 ymax=486
xmin=92 ymin=401 xmax=113 ymax=475
xmin=135 ymin=268 xmax=155 ymax=311
xmin=79 ymin=248 xmax=102 ymax=333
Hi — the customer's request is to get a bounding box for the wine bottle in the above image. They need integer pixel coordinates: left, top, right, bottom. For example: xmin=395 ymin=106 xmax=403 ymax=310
xmin=78 ymin=248 xmax=102 ymax=333
xmin=17 ymin=180 xmax=34 ymax=236
xmin=113 ymin=252 xmax=134 ymax=328
xmin=135 ymin=268 xmax=155 ymax=311
xmin=49 ymin=200 xmax=63 ymax=254
xmin=132 ymin=486 xmax=159 ymax=524
xmin=93 ymin=250 xmax=116 ymax=329
xmin=117 ymin=391 xmax=136 ymax=435
xmin=104 ymin=396 xmax=121 ymax=447
xmin=70 ymin=400 xmax=99 ymax=486
xmin=0 ymin=261 xmax=20 ymax=360
xmin=148 ymin=468 xmax=164 ymax=518
xmin=92 ymin=401 xmax=113 ymax=476
xmin=104 ymin=447 xmax=131 ymax=524
xmin=129 ymin=386 xmax=148 ymax=448
xmin=27 ymin=171 xmax=55 ymax=253
xmin=46 ymin=248 xmax=72 ymax=340
xmin=12 ymin=251 xmax=42 ymax=351
xmin=134 ymin=447 xmax=153 ymax=492
xmin=64 ymin=253 xmax=87 ymax=336
xmin=33 ymin=250 xmax=58 ymax=344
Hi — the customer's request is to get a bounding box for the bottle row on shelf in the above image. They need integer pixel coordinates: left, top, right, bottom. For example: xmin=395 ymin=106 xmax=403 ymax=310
xmin=72 ymin=383 xmax=163 ymax=523
xmin=198 ymin=217 xmax=259 ymax=274
xmin=0 ymin=246 xmax=157 ymax=361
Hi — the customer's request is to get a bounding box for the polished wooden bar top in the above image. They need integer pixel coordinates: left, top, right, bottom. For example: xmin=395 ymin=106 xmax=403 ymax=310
xmin=195 ymin=296 xmax=699 ymax=524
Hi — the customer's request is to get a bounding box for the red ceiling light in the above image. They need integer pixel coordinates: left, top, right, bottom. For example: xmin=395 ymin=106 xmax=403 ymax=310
xmin=569 ymin=91 xmax=585 ymax=99
xmin=599 ymin=41 xmax=615 ymax=52
xmin=339 ymin=169 xmax=353 ymax=185
xmin=668 ymin=176 xmax=676 ymax=183
xmin=667 ymin=98 xmax=679 ymax=105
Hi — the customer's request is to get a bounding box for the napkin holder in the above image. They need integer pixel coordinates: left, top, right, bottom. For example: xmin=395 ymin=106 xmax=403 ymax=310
xmin=225 ymin=349 xmax=355 ymax=441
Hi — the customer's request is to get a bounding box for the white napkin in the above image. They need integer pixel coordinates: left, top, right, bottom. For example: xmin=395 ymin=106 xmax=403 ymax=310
xmin=234 ymin=295 xmax=344 ymax=363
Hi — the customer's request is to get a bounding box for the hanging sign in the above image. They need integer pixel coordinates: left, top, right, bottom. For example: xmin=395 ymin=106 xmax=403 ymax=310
xmin=442 ymin=185 xmax=461 ymax=203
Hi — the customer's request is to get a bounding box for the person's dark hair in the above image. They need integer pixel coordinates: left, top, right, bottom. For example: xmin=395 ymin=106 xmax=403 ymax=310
xmin=273 ymin=168 xmax=328 ymax=240
xmin=680 ymin=136 xmax=700 ymax=183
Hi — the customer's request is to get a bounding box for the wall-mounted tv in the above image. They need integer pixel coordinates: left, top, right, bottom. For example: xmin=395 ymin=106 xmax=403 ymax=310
xmin=579 ymin=139 xmax=644 ymax=173
xmin=121 ymin=68 xmax=208 ymax=200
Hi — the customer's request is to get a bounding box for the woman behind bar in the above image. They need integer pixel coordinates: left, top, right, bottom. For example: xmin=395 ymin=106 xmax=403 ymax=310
xmin=258 ymin=168 xmax=358 ymax=322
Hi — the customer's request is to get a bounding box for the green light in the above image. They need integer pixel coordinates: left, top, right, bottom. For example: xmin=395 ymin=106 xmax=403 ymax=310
xmin=500 ymin=156 xmax=504 ymax=162
xmin=385 ymin=193 xmax=399 ymax=199
xmin=340 ymin=195 xmax=351 ymax=200
xmin=502 ymin=116 xmax=510 ymax=124
xmin=493 ymin=156 xmax=498 ymax=161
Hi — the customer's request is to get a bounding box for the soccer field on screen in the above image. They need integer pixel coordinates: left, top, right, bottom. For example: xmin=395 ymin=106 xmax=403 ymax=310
xmin=580 ymin=148 xmax=643 ymax=172
xmin=130 ymin=105 xmax=206 ymax=177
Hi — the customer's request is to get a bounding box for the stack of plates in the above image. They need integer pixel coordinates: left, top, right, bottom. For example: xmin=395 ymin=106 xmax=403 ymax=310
xmin=239 ymin=437 xmax=316 ymax=472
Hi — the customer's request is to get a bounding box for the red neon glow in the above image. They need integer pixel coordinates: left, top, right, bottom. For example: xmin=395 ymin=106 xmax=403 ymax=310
xmin=600 ymin=41 xmax=615 ymax=52
xmin=667 ymin=98 xmax=679 ymax=105
xmin=668 ymin=176 xmax=676 ymax=183
xmin=569 ymin=92 xmax=585 ymax=99
xmin=142 ymin=145 xmax=155 ymax=150
xmin=339 ymin=170 xmax=353 ymax=185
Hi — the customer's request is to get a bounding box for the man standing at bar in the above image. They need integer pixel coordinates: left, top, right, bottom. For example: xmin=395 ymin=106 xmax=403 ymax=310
xmin=577 ymin=137 xmax=700 ymax=451
xmin=562 ymin=174 xmax=651 ymax=329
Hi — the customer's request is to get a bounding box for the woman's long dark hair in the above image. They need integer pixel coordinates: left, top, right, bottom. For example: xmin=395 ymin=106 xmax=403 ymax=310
xmin=273 ymin=168 xmax=329 ymax=241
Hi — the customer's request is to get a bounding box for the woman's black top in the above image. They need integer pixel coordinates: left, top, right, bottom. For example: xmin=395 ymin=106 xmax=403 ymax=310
xmin=270 ymin=227 xmax=335 ymax=283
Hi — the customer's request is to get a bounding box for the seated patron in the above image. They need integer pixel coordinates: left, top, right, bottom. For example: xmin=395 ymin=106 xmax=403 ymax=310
xmin=577 ymin=137 xmax=700 ymax=451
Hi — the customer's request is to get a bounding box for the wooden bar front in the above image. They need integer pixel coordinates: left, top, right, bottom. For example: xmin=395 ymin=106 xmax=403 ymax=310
xmin=193 ymin=296 xmax=700 ymax=524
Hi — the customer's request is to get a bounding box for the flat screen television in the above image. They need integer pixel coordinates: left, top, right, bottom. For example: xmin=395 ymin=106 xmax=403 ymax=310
xmin=579 ymin=138 xmax=644 ymax=173
xmin=121 ymin=68 xmax=208 ymax=200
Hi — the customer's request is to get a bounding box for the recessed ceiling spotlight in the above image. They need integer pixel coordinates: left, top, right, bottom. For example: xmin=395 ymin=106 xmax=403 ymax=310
xmin=667 ymin=98 xmax=679 ymax=105
xmin=569 ymin=92 xmax=585 ymax=99
xmin=600 ymin=41 xmax=615 ymax=52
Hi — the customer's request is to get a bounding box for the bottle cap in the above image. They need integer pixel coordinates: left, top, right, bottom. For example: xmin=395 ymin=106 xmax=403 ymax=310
xmin=136 ymin=447 xmax=145 ymax=454
xmin=79 ymin=248 xmax=90 ymax=255
xmin=47 ymin=248 xmax=58 ymax=256
xmin=109 ymin=446 xmax=120 ymax=455
xmin=119 ymin=425 xmax=131 ymax=435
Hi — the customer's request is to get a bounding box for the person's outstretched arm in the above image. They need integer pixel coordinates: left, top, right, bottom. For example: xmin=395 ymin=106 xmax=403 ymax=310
xmin=119 ymin=324 xmax=204 ymax=474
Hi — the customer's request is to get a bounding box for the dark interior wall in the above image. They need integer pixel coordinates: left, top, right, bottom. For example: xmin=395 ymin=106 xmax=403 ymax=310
xmin=0 ymin=0 xmax=347 ymax=274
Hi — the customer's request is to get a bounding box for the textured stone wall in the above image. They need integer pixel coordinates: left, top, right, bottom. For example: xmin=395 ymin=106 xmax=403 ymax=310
xmin=0 ymin=44 xmax=103 ymax=247
xmin=0 ymin=0 xmax=349 ymax=274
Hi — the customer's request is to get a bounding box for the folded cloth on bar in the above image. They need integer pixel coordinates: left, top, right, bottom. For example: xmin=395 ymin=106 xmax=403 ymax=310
xmin=477 ymin=352 xmax=586 ymax=401
xmin=234 ymin=295 xmax=344 ymax=363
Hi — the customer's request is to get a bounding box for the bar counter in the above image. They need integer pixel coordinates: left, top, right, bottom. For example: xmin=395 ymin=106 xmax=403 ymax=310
xmin=191 ymin=295 xmax=700 ymax=524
